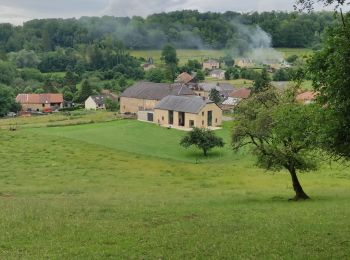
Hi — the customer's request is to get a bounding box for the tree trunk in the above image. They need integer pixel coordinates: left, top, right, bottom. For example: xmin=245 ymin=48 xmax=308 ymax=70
xmin=288 ymin=167 xmax=310 ymax=201
xmin=203 ymin=149 xmax=207 ymax=157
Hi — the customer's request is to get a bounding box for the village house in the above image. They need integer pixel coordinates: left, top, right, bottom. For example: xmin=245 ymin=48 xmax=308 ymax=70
xmin=296 ymin=91 xmax=317 ymax=104
xmin=221 ymin=88 xmax=251 ymax=111
xmin=142 ymin=63 xmax=156 ymax=71
xmin=190 ymin=82 xmax=235 ymax=99
xmin=120 ymin=82 xmax=194 ymax=114
xmin=202 ymin=59 xmax=220 ymax=70
xmin=16 ymin=93 xmax=63 ymax=112
xmin=153 ymin=95 xmax=222 ymax=129
xmin=175 ymin=72 xmax=195 ymax=84
xmin=209 ymin=69 xmax=226 ymax=80
xmin=85 ymin=94 xmax=118 ymax=110
xmin=235 ymin=58 xmax=255 ymax=68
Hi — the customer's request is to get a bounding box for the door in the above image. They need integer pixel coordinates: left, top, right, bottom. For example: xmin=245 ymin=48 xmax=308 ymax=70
xmin=147 ymin=113 xmax=154 ymax=122
xmin=168 ymin=110 xmax=174 ymax=125
xmin=207 ymin=111 xmax=212 ymax=127
xmin=178 ymin=112 xmax=185 ymax=127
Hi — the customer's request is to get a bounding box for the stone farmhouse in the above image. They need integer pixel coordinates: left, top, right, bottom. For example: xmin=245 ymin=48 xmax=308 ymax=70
xmin=202 ymin=59 xmax=220 ymax=70
xmin=120 ymin=81 xmax=223 ymax=130
xmin=16 ymin=93 xmax=63 ymax=112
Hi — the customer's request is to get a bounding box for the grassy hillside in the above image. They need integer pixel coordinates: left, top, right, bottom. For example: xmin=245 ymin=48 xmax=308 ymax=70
xmin=0 ymin=115 xmax=349 ymax=258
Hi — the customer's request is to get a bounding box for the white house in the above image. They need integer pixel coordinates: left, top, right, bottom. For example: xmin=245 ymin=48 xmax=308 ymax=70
xmin=85 ymin=94 xmax=118 ymax=110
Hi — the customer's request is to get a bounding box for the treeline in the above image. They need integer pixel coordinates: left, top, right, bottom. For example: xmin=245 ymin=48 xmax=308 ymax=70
xmin=0 ymin=10 xmax=336 ymax=53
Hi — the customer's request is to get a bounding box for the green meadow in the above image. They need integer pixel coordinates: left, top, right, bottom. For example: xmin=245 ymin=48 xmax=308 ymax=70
xmin=0 ymin=115 xmax=350 ymax=259
xmin=130 ymin=48 xmax=312 ymax=65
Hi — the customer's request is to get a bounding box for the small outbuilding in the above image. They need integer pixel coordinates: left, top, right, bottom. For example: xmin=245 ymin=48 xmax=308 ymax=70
xmin=154 ymin=95 xmax=222 ymax=129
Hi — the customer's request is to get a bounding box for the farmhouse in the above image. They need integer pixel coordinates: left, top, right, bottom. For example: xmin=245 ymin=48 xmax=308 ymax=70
xmin=175 ymin=72 xmax=195 ymax=84
xmin=209 ymin=69 xmax=226 ymax=79
xmin=85 ymin=94 xmax=118 ymax=110
xmin=16 ymin=93 xmax=63 ymax=112
xmin=202 ymin=59 xmax=220 ymax=70
xmin=235 ymin=58 xmax=255 ymax=68
xmin=120 ymin=82 xmax=194 ymax=114
xmin=153 ymin=95 xmax=222 ymax=129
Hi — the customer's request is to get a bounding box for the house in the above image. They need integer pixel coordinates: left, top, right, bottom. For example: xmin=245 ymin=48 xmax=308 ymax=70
xmin=153 ymin=95 xmax=222 ymax=129
xmin=209 ymin=69 xmax=226 ymax=80
xmin=16 ymin=93 xmax=63 ymax=112
xmin=235 ymin=58 xmax=255 ymax=68
xmin=202 ymin=59 xmax=220 ymax=70
xmin=222 ymin=88 xmax=251 ymax=111
xmin=175 ymin=72 xmax=195 ymax=84
xmin=85 ymin=94 xmax=118 ymax=110
xmin=190 ymin=82 xmax=235 ymax=99
xmin=142 ymin=63 xmax=156 ymax=71
xmin=296 ymin=91 xmax=317 ymax=104
xmin=120 ymin=82 xmax=194 ymax=114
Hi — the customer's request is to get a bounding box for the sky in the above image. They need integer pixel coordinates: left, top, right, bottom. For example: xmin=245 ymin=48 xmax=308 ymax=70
xmin=0 ymin=0 xmax=344 ymax=25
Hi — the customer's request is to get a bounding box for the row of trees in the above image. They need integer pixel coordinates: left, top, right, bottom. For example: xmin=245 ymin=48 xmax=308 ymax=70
xmin=0 ymin=11 xmax=337 ymax=53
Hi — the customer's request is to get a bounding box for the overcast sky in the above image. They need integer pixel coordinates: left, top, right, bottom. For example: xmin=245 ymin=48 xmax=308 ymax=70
xmin=0 ymin=0 xmax=342 ymax=25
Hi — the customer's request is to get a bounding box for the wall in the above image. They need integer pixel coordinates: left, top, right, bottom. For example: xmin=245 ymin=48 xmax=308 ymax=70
xmin=120 ymin=97 xmax=158 ymax=114
xmin=85 ymin=97 xmax=97 ymax=110
xmin=20 ymin=102 xmax=62 ymax=112
xmin=154 ymin=103 xmax=222 ymax=129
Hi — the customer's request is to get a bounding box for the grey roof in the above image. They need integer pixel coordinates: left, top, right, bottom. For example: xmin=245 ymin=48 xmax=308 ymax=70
xmin=155 ymin=95 xmax=214 ymax=114
xmin=90 ymin=94 xmax=117 ymax=106
xmin=121 ymin=82 xmax=194 ymax=100
xmin=197 ymin=82 xmax=235 ymax=92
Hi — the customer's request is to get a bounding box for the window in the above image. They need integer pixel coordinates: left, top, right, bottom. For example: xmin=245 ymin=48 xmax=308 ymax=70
xmin=42 ymin=104 xmax=45 ymax=107
xmin=202 ymin=120 xmax=204 ymax=126
xmin=202 ymin=112 xmax=204 ymax=116
xmin=162 ymin=116 xmax=164 ymax=121
xmin=189 ymin=120 xmax=194 ymax=128
xmin=208 ymin=111 xmax=213 ymax=127
xmin=215 ymin=118 xmax=218 ymax=123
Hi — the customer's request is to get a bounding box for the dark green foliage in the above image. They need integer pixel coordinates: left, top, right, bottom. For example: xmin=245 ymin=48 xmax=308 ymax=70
xmin=286 ymin=55 xmax=299 ymax=64
xmin=105 ymin=98 xmax=120 ymax=111
xmin=308 ymin=13 xmax=350 ymax=159
xmin=225 ymin=67 xmax=240 ymax=80
xmin=0 ymin=84 xmax=18 ymax=116
xmin=253 ymin=68 xmax=271 ymax=92
xmin=161 ymin=44 xmax=178 ymax=66
xmin=195 ymin=70 xmax=205 ymax=81
xmin=0 ymin=61 xmax=17 ymax=85
xmin=8 ymin=49 xmax=41 ymax=68
xmin=273 ymin=68 xmax=292 ymax=81
xmin=232 ymin=88 xmax=322 ymax=200
xmin=78 ymin=80 xmax=93 ymax=103
xmin=180 ymin=128 xmax=225 ymax=156
xmin=209 ymin=89 xmax=222 ymax=104
xmin=145 ymin=68 xmax=167 ymax=83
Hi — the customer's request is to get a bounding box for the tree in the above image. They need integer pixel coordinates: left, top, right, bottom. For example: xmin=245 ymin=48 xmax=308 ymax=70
xmin=161 ymin=44 xmax=178 ymax=82
xmin=232 ymin=88 xmax=322 ymax=200
xmin=195 ymin=70 xmax=205 ymax=81
xmin=253 ymin=68 xmax=271 ymax=93
xmin=209 ymin=89 xmax=222 ymax=104
xmin=161 ymin=44 xmax=178 ymax=66
xmin=180 ymin=128 xmax=225 ymax=156
xmin=0 ymin=84 xmax=17 ymax=117
xmin=273 ymin=68 xmax=292 ymax=81
xmin=105 ymin=98 xmax=119 ymax=111
xmin=78 ymin=80 xmax=93 ymax=102
xmin=295 ymin=0 xmax=349 ymax=11
xmin=308 ymin=13 xmax=350 ymax=159
xmin=145 ymin=68 xmax=166 ymax=83
xmin=8 ymin=49 xmax=41 ymax=68
xmin=0 ymin=61 xmax=17 ymax=85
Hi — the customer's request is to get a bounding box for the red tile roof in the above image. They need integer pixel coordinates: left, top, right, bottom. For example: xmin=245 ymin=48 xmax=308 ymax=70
xmin=16 ymin=93 xmax=63 ymax=104
xmin=230 ymin=88 xmax=251 ymax=99
xmin=176 ymin=72 xmax=194 ymax=84
xmin=296 ymin=91 xmax=317 ymax=102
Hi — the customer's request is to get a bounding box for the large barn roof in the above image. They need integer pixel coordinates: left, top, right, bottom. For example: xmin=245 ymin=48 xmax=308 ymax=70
xmin=155 ymin=95 xmax=214 ymax=114
xmin=121 ymin=82 xmax=194 ymax=100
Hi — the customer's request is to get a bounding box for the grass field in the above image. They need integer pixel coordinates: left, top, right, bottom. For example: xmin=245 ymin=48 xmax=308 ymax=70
xmin=130 ymin=48 xmax=313 ymax=65
xmin=1 ymin=115 xmax=350 ymax=258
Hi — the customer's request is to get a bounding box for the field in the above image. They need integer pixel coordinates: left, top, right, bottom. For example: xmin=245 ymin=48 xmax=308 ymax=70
xmin=0 ymin=113 xmax=350 ymax=259
xmin=130 ymin=48 xmax=312 ymax=65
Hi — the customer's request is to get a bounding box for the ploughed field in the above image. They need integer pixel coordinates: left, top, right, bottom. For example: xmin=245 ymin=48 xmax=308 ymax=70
xmin=0 ymin=114 xmax=350 ymax=259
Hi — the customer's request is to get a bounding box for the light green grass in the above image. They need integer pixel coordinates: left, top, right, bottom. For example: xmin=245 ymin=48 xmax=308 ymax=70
xmin=0 ymin=115 xmax=349 ymax=259
xmin=130 ymin=48 xmax=313 ymax=65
